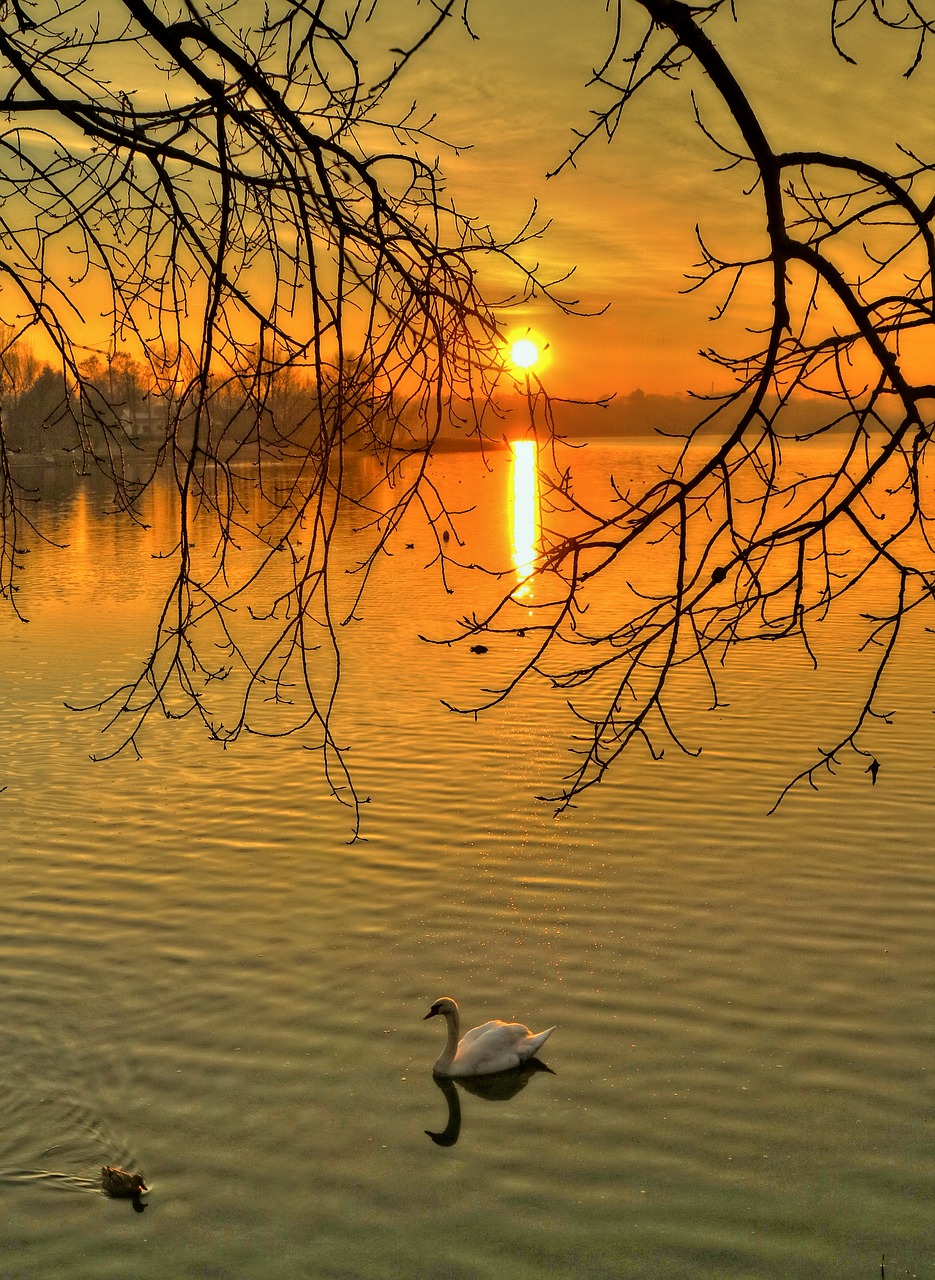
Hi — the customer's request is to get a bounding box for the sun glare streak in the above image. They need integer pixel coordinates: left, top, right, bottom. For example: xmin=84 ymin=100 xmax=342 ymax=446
xmin=510 ymin=439 xmax=540 ymax=599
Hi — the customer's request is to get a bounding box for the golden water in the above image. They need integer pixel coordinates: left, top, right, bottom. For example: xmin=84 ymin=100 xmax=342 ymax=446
xmin=0 ymin=442 xmax=932 ymax=1279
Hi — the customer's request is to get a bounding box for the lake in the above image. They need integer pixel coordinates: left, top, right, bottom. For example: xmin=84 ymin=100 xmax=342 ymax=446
xmin=0 ymin=440 xmax=932 ymax=1279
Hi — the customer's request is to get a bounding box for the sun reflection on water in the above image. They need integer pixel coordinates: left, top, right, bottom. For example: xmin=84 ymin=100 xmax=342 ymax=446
xmin=510 ymin=439 xmax=540 ymax=598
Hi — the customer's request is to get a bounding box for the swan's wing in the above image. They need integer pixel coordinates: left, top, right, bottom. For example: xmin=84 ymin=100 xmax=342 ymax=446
xmin=458 ymin=1020 xmax=505 ymax=1049
xmin=453 ymin=1022 xmax=542 ymax=1075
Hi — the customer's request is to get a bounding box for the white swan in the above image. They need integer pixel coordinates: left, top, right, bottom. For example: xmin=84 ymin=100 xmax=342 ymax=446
xmin=424 ymin=996 xmax=555 ymax=1077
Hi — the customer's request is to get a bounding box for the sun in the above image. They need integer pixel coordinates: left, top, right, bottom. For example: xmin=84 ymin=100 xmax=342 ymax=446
xmin=510 ymin=337 xmax=539 ymax=371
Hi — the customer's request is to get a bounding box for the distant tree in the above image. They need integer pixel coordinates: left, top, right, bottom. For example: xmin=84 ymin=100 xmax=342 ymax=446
xmin=107 ymin=352 xmax=147 ymax=419
xmin=0 ymin=323 xmax=38 ymax=410
xmin=6 ymin=364 xmax=78 ymax=454
xmin=449 ymin=0 xmax=935 ymax=810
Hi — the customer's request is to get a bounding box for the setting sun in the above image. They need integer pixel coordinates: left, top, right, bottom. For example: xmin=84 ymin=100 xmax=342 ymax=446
xmin=510 ymin=337 xmax=539 ymax=371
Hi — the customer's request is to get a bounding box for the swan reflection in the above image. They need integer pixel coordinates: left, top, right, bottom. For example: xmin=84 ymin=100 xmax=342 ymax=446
xmin=424 ymin=1060 xmax=554 ymax=1147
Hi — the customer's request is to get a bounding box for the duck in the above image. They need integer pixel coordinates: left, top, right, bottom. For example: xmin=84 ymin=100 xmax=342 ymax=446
xmin=424 ymin=996 xmax=555 ymax=1077
xmin=100 ymin=1166 xmax=148 ymax=1198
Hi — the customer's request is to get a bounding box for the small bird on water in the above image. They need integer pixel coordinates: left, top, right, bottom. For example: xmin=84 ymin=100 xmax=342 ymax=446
xmin=101 ymin=1166 xmax=148 ymax=1199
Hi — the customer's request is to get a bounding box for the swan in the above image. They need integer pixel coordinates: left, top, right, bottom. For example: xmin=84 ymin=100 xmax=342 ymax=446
xmin=424 ymin=996 xmax=555 ymax=1077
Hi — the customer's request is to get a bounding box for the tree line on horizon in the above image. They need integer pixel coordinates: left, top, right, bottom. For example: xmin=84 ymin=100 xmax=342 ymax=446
xmin=0 ymin=327 xmax=390 ymax=464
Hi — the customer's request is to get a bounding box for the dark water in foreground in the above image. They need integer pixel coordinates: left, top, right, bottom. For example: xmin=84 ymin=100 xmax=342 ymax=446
xmin=0 ymin=443 xmax=932 ymax=1278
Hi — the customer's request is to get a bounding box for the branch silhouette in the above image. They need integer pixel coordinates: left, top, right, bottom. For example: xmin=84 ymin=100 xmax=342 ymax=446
xmin=431 ymin=0 xmax=935 ymax=812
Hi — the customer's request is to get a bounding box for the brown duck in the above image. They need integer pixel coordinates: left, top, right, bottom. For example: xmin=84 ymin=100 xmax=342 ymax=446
xmin=100 ymin=1166 xmax=148 ymax=1198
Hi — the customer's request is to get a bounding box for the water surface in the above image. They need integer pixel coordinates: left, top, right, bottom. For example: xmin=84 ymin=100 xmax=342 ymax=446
xmin=0 ymin=442 xmax=932 ymax=1279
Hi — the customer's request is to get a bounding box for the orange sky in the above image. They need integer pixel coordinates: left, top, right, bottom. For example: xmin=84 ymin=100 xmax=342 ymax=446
xmin=391 ymin=1 xmax=935 ymax=400
xmin=11 ymin=2 xmax=935 ymax=407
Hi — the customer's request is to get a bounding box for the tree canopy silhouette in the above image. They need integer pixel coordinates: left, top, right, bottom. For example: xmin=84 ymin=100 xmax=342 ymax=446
xmin=439 ymin=0 xmax=935 ymax=811
xmin=0 ymin=0 xmax=565 ymax=833
xmin=1 ymin=0 xmax=932 ymax=828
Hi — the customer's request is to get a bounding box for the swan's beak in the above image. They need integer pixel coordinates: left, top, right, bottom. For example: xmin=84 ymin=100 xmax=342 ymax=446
xmin=423 ymin=1008 xmax=439 ymax=1020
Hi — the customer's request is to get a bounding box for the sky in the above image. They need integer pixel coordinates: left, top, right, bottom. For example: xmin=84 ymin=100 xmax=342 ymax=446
xmin=384 ymin=0 xmax=935 ymax=400
xmin=5 ymin=1 xmax=935 ymax=404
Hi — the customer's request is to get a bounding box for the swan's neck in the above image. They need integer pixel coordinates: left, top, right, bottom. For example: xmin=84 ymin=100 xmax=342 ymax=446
xmin=434 ymin=1007 xmax=461 ymax=1074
